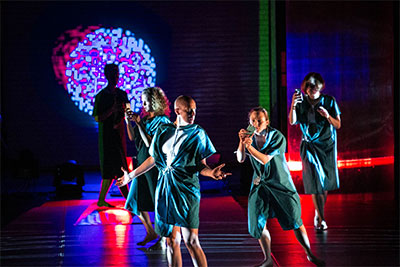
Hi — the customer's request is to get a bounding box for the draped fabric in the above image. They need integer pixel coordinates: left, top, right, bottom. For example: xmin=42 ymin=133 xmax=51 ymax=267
xmin=125 ymin=115 xmax=171 ymax=214
xmin=149 ymin=123 xmax=216 ymax=237
xmin=295 ymin=94 xmax=341 ymax=194
xmin=247 ymin=126 xmax=302 ymax=239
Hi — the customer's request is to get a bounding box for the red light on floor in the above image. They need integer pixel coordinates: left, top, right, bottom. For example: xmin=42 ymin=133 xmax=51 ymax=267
xmin=286 ymin=156 xmax=394 ymax=171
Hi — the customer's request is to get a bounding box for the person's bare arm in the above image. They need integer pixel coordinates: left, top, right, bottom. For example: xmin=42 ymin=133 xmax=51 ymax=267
xmin=116 ymin=156 xmax=155 ymax=187
xmin=317 ymin=107 xmax=341 ymax=129
xmin=243 ymin=138 xmax=274 ymax=165
xmin=136 ymin=120 xmax=152 ymax=147
xmin=236 ymin=129 xmax=248 ymax=163
xmin=289 ymin=91 xmax=302 ymax=125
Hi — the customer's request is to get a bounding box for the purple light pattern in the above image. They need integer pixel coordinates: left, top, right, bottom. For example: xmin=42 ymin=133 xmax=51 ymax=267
xmin=54 ymin=27 xmax=156 ymax=115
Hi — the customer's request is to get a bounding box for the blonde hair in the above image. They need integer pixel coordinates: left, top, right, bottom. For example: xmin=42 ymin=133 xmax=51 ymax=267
xmin=142 ymin=87 xmax=171 ymax=117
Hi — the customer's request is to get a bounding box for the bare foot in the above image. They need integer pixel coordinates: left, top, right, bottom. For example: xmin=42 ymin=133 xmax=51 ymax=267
xmin=97 ymin=201 xmax=115 ymax=208
xmin=307 ymin=255 xmax=326 ymax=266
xmin=255 ymin=258 xmax=274 ymax=267
xmin=137 ymin=233 xmax=158 ymax=246
xmin=147 ymin=237 xmax=167 ymax=251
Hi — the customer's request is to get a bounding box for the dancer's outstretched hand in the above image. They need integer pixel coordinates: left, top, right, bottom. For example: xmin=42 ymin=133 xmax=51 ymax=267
xmin=210 ymin=163 xmax=232 ymax=180
xmin=116 ymin=167 xmax=132 ymax=187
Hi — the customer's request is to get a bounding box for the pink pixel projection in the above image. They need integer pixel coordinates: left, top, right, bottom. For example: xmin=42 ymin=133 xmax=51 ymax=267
xmin=52 ymin=26 xmax=157 ymax=115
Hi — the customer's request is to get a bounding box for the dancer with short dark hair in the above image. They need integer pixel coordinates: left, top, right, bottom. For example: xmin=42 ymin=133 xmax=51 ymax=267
xmin=289 ymin=72 xmax=341 ymax=230
xmin=237 ymin=107 xmax=325 ymax=266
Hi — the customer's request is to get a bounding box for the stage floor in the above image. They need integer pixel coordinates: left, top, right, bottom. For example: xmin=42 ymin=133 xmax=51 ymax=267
xmin=1 ymin=190 xmax=399 ymax=266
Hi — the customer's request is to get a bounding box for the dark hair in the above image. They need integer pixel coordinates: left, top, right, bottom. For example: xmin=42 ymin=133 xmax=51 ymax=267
xmin=248 ymin=107 xmax=269 ymax=121
xmin=301 ymin=72 xmax=325 ymax=93
xmin=104 ymin=64 xmax=119 ymax=80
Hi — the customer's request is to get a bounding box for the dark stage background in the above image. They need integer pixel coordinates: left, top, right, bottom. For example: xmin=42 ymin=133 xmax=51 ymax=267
xmin=285 ymin=1 xmax=395 ymax=193
xmin=1 ymin=1 xmax=259 ymax=169
xmin=1 ymin=1 xmax=396 ymax=194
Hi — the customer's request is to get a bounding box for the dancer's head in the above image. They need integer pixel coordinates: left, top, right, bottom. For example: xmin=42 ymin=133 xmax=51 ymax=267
xmin=141 ymin=87 xmax=171 ymax=117
xmin=301 ymin=72 xmax=325 ymax=95
xmin=174 ymin=95 xmax=196 ymax=126
xmin=104 ymin=64 xmax=119 ymax=86
xmin=248 ymin=107 xmax=269 ymax=133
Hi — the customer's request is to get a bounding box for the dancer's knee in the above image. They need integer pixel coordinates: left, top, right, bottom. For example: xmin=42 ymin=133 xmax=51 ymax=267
xmin=184 ymin=233 xmax=201 ymax=250
xmin=167 ymin=233 xmax=181 ymax=248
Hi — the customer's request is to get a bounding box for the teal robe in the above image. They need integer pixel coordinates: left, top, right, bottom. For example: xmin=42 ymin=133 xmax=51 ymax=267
xmin=294 ymin=94 xmax=341 ymax=194
xmin=247 ymin=127 xmax=302 ymax=239
xmin=149 ymin=123 xmax=216 ymax=237
xmin=125 ymin=115 xmax=171 ymax=215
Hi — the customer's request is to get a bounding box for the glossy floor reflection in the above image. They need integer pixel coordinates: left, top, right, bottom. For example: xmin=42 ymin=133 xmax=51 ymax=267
xmin=1 ymin=193 xmax=399 ymax=266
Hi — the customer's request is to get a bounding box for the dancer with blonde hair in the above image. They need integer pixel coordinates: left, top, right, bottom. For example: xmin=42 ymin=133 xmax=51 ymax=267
xmin=125 ymin=87 xmax=171 ymax=249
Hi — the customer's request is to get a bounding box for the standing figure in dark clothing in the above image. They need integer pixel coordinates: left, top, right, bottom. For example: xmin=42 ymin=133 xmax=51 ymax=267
xmin=124 ymin=86 xmax=171 ymax=249
xmin=93 ymin=63 xmax=130 ymax=207
xmin=237 ymin=107 xmax=324 ymax=267
xmin=289 ymin=72 xmax=341 ymax=230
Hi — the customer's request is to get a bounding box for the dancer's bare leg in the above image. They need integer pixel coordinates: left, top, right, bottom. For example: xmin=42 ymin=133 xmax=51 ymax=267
xmin=181 ymin=227 xmax=207 ymax=267
xmin=166 ymin=226 xmax=182 ymax=267
xmin=293 ymin=225 xmax=325 ymax=266
xmin=97 ymin=179 xmax=114 ymax=207
xmin=311 ymin=194 xmax=325 ymax=223
xmin=137 ymin=211 xmax=158 ymax=246
xmin=256 ymin=223 xmax=273 ymax=267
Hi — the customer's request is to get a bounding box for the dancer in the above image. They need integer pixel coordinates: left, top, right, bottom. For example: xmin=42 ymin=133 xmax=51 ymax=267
xmin=289 ymin=72 xmax=341 ymax=230
xmin=93 ymin=63 xmax=129 ymax=207
xmin=117 ymin=95 xmax=231 ymax=267
xmin=237 ymin=107 xmax=325 ymax=267
xmin=124 ymin=87 xmax=171 ymax=249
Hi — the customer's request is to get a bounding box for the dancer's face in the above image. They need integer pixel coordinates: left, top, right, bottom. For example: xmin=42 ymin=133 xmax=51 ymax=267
xmin=141 ymin=94 xmax=152 ymax=113
xmin=176 ymin=100 xmax=196 ymax=125
xmin=249 ymin=111 xmax=269 ymax=133
xmin=305 ymin=77 xmax=322 ymax=99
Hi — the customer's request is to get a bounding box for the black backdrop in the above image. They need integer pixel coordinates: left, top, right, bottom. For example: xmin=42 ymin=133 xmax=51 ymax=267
xmin=1 ymin=1 xmax=259 ymax=170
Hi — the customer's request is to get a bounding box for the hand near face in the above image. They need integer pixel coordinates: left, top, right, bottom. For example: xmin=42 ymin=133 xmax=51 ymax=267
xmin=210 ymin=163 xmax=232 ymax=180
xmin=238 ymin=129 xmax=250 ymax=142
xmin=291 ymin=91 xmax=303 ymax=107
xmin=317 ymin=106 xmax=329 ymax=119
xmin=243 ymin=136 xmax=253 ymax=148
xmin=125 ymin=109 xmax=140 ymax=123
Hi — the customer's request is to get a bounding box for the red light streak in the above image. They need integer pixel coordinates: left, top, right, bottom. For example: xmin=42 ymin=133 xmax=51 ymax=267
xmin=286 ymin=156 xmax=394 ymax=171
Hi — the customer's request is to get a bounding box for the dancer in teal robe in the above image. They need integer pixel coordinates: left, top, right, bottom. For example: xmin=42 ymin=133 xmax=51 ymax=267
xmin=124 ymin=87 xmax=171 ymax=249
xmin=237 ymin=107 xmax=324 ymax=267
xmin=125 ymin=115 xmax=171 ymax=214
xmin=289 ymin=72 xmax=341 ymax=231
xmin=117 ymin=95 xmax=230 ymax=267
xmin=149 ymin=122 xmax=215 ymax=236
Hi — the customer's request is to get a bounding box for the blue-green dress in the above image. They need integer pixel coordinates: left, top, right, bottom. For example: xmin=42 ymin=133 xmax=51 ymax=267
xmin=247 ymin=127 xmax=302 ymax=239
xmin=294 ymin=94 xmax=341 ymax=194
xmin=149 ymin=123 xmax=216 ymax=237
xmin=125 ymin=115 xmax=171 ymax=215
